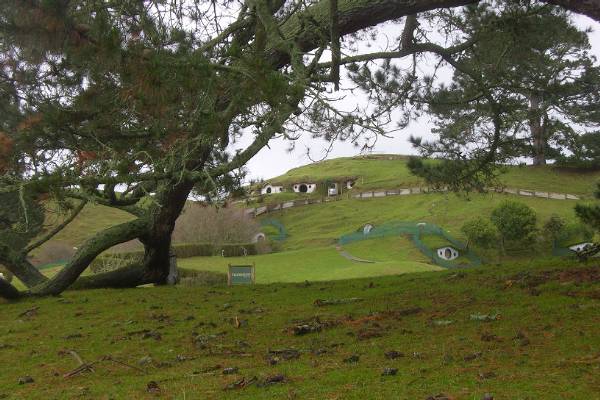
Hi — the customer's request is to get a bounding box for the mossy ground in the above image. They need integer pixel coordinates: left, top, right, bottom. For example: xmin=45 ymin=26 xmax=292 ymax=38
xmin=1 ymin=259 xmax=598 ymax=399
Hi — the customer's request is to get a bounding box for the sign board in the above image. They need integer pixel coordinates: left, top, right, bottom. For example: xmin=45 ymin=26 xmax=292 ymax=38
xmin=228 ymin=263 xmax=255 ymax=286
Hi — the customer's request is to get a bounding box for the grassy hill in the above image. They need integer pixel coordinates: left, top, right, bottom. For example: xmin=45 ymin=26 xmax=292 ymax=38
xmin=27 ymin=204 xmax=134 ymax=267
xmin=178 ymin=191 xmax=588 ymax=282
xmin=26 ymin=154 xmax=598 ymax=282
xmin=262 ymin=192 xmax=584 ymax=251
xmin=179 ymin=155 xmax=598 ymax=282
xmin=37 ymin=155 xmax=598 ymax=252
xmin=1 ymin=259 xmax=598 ymax=399
xmin=258 ymin=155 xmax=600 ymax=199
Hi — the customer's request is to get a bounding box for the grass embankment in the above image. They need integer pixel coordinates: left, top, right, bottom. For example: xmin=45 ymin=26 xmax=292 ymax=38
xmin=1 ymin=259 xmax=598 ymax=399
xmin=264 ymin=192 xmax=583 ymax=251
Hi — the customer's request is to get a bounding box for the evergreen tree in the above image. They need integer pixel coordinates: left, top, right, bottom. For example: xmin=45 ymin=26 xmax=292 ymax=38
xmin=409 ymin=1 xmax=600 ymax=186
xmin=0 ymin=0 xmax=485 ymax=298
xmin=1 ymin=0 xmax=599 ymax=299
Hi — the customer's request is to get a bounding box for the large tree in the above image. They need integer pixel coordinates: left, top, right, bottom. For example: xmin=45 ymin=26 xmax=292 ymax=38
xmin=1 ymin=0 xmax=599 ymax=300
xmin=1 ymin=0 xmax=483 ymax=299
xmin=409 ymin=2 xmax=600 ymax=170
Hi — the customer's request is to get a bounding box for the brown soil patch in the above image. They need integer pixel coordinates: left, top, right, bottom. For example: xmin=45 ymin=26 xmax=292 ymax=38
xmin=506 ymin=266 xmax=600 ymax=289
xmin=341 ymin=307 xmax=422 ymax=328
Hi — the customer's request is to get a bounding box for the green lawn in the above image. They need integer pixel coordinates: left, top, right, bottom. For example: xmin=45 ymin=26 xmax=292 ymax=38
xmin=179 ymin=241 xmax=440 ymax=283
xmin=1 ymin=259 xmax=598 ymax=399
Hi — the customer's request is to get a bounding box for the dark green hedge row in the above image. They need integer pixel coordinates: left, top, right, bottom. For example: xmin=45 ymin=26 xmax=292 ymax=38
xmin=89 ymin=242 xmax=258 ymax=273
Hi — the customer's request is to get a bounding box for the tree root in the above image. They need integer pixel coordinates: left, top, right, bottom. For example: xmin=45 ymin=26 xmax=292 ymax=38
xmin=70 ymin=263 xmax=148 ymax=290
xmin=0 ymin=278 xmax=22 ymax=300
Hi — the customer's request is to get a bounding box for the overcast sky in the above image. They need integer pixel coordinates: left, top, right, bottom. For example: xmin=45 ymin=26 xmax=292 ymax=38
xmin=232 ymin=12 xmax=600 ymax=182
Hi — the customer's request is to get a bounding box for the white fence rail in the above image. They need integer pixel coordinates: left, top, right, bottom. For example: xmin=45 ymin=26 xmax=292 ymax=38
xmin=244 ymin=187 xmax=581 ymax=217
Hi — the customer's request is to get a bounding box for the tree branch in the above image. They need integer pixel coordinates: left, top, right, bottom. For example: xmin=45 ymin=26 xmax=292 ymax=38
xmin=25 ymin=200 xmax=87 ymax=253
xmin=540 ymin=0 xmax=600 ymax=22
xmin=31 ymin=218 xmax=150 ymax=296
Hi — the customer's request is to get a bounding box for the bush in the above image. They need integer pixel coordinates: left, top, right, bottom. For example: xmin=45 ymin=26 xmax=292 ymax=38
xmin=491 ymin=201 xmax=537 ymax=248
xmin=556 ymin=222 xmax=594 ymax=247
xmin=543 ymin=215 xmax=566 ymax=245
xmin=89 ymin=242 xmax=259 ymax=273
xmin=178 ymin=268 xmax=227 ymax=286
xmin=461 ymin=217 xmax=498 ymax=249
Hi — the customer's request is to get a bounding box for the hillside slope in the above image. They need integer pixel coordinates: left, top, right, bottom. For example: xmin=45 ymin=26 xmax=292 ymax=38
xmin=260 ymin=155 xmax=600 ymax=197
xmin=2 ymin=260 xmax=598 ymax=399
xmin=28 ymin=154 xmax=597 ymax=274
xmin=264 ymin=192 xmax=584 ymax=251
xmin=39 ymin=155 xmax=598 ymax=251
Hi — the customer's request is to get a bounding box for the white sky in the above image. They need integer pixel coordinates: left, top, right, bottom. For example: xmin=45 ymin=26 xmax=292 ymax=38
xmin=232 ymin=12 xmax=600 ymax=182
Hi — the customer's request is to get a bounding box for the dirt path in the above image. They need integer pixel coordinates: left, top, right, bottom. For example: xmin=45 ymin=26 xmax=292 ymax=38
xmin=335 ymin=246 xmax=376 ymax=264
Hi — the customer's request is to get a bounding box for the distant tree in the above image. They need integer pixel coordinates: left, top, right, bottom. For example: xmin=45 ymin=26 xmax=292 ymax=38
xmin=172 ymin=203 xmax=259 ymax=245
xmin=461 ymin=216 xmax=498 ymax=249
xmin=576 ymin=183 xmax=600 ymax=229
xmin=408 ymin=1 xmax=600 ymax=191
xmin=556 ymin=131 xmax=600 ymax=169
xmin=491 ymin=201 xmax=537 ymax=250
xmin=543 ymin=215 xmax=566 ymax=246
xmin=574 ymin=182 xmax=600 ymax=258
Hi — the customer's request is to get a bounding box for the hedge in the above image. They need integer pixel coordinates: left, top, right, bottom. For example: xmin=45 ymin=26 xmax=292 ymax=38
xmin=89 ymin=242 xmax=259 ymax=273
xmin=178 ymin=268 xmax=227 ymax=286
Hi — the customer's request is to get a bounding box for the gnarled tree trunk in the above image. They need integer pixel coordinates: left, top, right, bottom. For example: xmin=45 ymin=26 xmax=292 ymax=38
xmin=138 ymin=180 xmax=196 ymax=284
xmin=0 ymin=250 xmax=47 ymax=288
xmin=31 ymin=218 xmax=150 ymax=295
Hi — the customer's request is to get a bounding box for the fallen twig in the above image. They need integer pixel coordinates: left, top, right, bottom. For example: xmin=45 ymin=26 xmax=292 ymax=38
xmin=62 ymin=352 xmax=147 ymax=378
xmin=314 ymin=298 xmax=363 ymax=307
xmin=63 ymin=350 xmax=96 ymax=378
xmin=102 ymin=355 xmax=147 ymax=374
xmin=17 ymin=306 xmax=39 ymax=318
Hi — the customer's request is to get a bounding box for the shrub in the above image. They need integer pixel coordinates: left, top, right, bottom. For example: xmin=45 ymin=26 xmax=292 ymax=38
xmin=89 ymin=242 xmax=259 ymax=273
xmin=491 ymin=201 xmax=537 ymax=248
xmin=178 ymin=268 xmax=227 ymax=286
xmin=556 ymin=222 xmax=594 ymax=247
xmin=543 ymin=215 xmax=566 ymax=245
xmin=461 ymin=217 xmax=498 ymax=249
